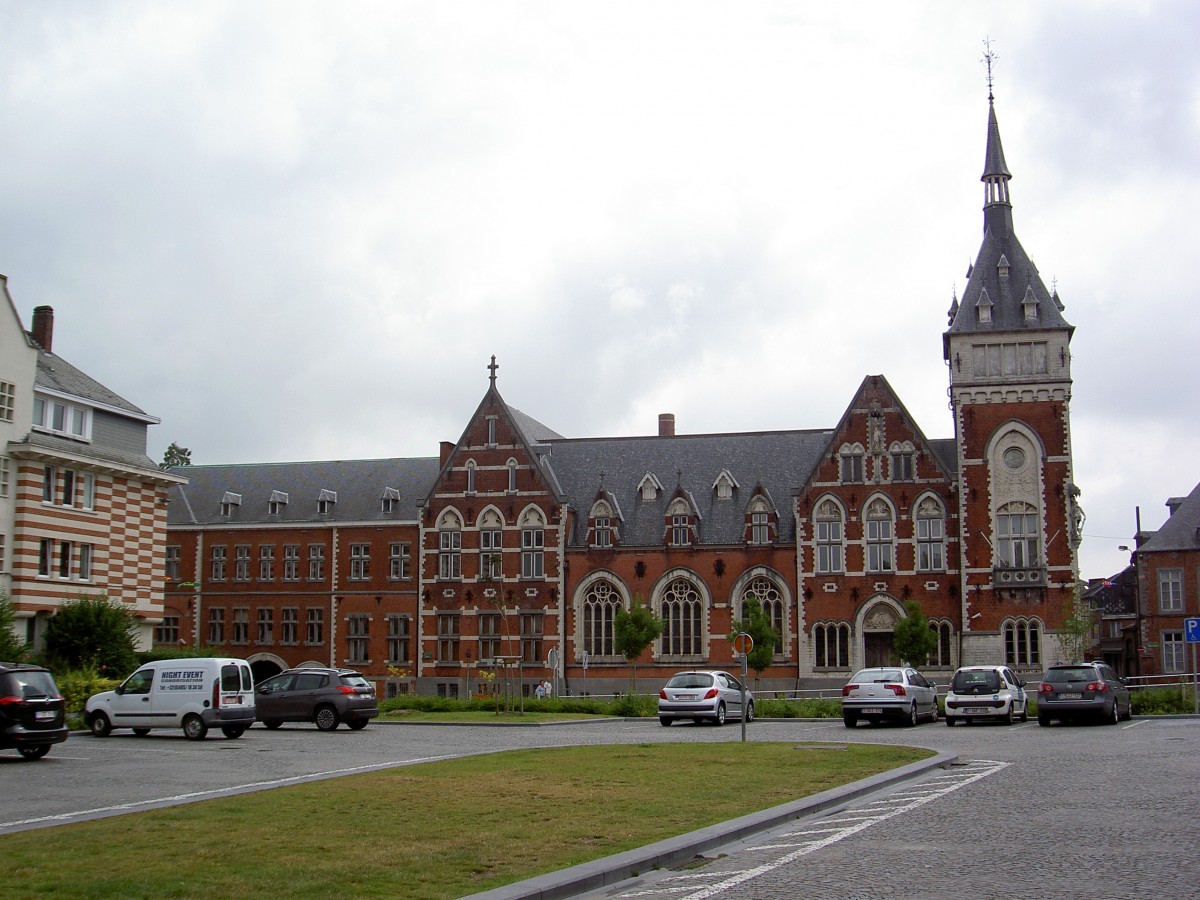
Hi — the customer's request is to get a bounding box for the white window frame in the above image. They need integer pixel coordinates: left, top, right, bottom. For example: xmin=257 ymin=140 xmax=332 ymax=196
xmin=1158 ymin=570 xmax=1184 ymax=613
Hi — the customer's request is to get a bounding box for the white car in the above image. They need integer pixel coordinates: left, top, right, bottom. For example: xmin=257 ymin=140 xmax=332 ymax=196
xmin=943 ymin=665 xmax=1028 ymax=726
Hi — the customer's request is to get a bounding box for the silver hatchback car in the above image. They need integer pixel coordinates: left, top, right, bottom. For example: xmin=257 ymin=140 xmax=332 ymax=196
xmin=658 ymin=670 xmax=754 ymax=726
xmin=841 ymin=666 xmax=939 ymax=727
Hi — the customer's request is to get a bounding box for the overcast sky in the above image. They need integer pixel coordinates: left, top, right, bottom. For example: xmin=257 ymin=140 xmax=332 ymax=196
xmin=2 ymin=1 xmax=1197 ymax=584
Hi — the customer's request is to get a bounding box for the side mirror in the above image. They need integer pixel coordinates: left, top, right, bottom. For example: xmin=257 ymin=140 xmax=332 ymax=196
xmin=115 ymin=685 xmax=125 ymax=696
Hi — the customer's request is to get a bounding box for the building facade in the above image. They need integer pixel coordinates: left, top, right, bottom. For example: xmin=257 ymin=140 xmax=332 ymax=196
xmin=163 ymin=91 xmax=1086 ymax=697
xmin=1 ymin=290 xmax=184 ymax=651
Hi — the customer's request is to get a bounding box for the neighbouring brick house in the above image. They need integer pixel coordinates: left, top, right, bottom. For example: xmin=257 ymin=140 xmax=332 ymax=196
xmin=163 ymin=89 xmax=1088 ymax=697
xmin=0 ymin=286 xmax=185 ymax=651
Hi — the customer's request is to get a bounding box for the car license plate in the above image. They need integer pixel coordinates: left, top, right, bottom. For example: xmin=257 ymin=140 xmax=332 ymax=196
xmin=861 ymin=707 xmax=883 ymax=715
xmin=964 ymin=708 xmax=989 ymax=715
xmin=677 ymin=693 xmax=696 ymax=701
xmin=1057 ymin=693 xmax=1082 ymax=700
xmin=35 ymin=710 xmax=55 ymax=720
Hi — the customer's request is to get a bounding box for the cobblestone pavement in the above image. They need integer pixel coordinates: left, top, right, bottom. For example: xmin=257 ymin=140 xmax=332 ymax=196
xmin=578 ymin=717 xmax=1200 ymax=900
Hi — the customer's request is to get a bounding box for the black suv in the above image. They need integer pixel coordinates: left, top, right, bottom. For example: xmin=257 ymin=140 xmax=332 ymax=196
xmin=1 ymin=663 xmax=69 ymax=759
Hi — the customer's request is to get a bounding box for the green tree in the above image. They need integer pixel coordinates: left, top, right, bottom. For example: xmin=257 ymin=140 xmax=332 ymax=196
xmin=614 ymin=597 xmax=663 ymax=693
xmin=161 ymin=442 xmax=192 ymax=469
xmin=892 ymin=600 xmax=938 ymax=666
xmin=1059 ymin=582 xmax=1092 ymax=663
xmin=43 ymin=594 xmax=139 ymax=676
xmin=729 ymin=597 xmax=779 ymax=686
xmin=0 ymin=592 xmax=30 ymax=662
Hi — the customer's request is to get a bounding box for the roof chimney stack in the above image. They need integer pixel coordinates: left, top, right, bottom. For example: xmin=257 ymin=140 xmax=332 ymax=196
xmin=31 ymin=305 xmax=54 ymax=352
xmin=658 ymin=413 xmax=675 ymax=437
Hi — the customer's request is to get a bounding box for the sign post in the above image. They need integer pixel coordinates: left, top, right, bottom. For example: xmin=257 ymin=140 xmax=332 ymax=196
xmin=732 ymin=632 xmax=753 ymax=743
xmin=1185 ymin=618 xmax=1200 ymax=715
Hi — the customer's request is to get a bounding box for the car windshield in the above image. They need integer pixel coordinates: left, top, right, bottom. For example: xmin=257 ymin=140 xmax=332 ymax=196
xmin=1046 ymin=667 xmax=1096 ymax=683
xmin=850 ymin=670 xmax=902 ymax=683
xmin=952 ymin=671 xmax=1001 ymax=691
xmin=666 ymin=673 xmax=714 ymax=689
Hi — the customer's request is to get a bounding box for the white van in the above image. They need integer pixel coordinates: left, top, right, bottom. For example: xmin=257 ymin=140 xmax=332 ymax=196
xmin=86 ymin=657 xmax=256 ymax=740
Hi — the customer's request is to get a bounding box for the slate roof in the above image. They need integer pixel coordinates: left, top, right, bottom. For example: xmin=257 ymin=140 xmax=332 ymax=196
xmin=541 ymin=429 xmax=833 ymax=547
xmin=36 ymin=350 xmax=151 ymax=419
xmin=167 ymin=457 xmax=442 ymax=526
xmin=945 ymin=97 xmax=1073 ymax=341
xmin=1139 ymin=482 xmax=1200 ymax=554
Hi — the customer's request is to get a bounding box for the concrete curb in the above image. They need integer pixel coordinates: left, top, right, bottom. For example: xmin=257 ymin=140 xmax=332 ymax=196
xmin=461 ymin=748 xmax=958 ymax=900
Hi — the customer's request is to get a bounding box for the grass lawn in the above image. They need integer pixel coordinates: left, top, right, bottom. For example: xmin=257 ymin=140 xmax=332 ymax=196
xmin=0 ymin=742 xmax=931 ymax=899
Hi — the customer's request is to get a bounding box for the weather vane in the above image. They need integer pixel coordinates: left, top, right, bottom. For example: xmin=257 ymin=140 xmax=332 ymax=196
xmin=982 ymin=37 xmax=998 ymax=100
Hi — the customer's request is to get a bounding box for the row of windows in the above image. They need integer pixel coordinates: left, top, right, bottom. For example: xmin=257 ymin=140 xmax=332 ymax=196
xmin=838 ymin=449 xmax=916 ymax=484
xmin=438 ymin=528 xmax=545 ymax=580
xmin=181 ymin=543 xmax=413 ymax=583
xmin=196 ymin=609 xmax=413 ymax=666
xmin=32 ymin=395 xmax=91 ymax=440
xmin=462 ymin=458 xmax=521 ymax=494
xmin=42 ymin=466 xmax=96 ymax=509
xmin=435 ymin=611 xmax=544 ymax=664
xmin=37 ymin=539 xmax=93 ymax=580
xmin=218 ymin=489 xmax=412 ymax=517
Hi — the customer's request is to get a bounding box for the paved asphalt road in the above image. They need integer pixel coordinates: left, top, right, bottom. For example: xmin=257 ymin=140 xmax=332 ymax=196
xmin=3 ymin=715 xmax=1198 ymax=898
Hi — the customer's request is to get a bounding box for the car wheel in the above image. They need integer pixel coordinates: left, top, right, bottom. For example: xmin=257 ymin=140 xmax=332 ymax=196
xmin=906 ymin=704 xmax=918 ymax=727
xmin=263 ymin=719 xmax=283 ymax=730
xmin=745 ymin=701 xmax=755 ymax=723
xmin=182 ymin=713 xmax=208 ymax=741
xmin=89 ymin=712 xmax=112 ymax=738
xmin=843 ymin=714 xmax=858 ymax=729
xmin=1038 ymin=712 xmax=1051 ymax=727
xmin=713 ymin=702 xmax=727 ymax=726
xmin=1003 ymin=705 xmax=1014 ymax=725
xmin=315 ymin=704 xmax=340 ymax=731
xmin=929 ymin=702 xmax=939 ymax=723
xmin=1107 ymin=700 xmax=1119 ymax=726
xmin=221 ymin=726 xmax=245 ymax=739
xmin=17 ymin=744 xmax=51 ymax=760
xmin=659 ymin=716 xmax=672 ymax=726
xmin=1019 ymin=704 xmax=1029 ymax=723
xmin=132 ymin=727 xmax=151 ymax=737
xmin=1121 ymin=700 xmax=1133 ymax=721
xmin=945 ymin=715 xmax=955 ymax=727
xmin=347 ymin=719 xmax=368 ymax=731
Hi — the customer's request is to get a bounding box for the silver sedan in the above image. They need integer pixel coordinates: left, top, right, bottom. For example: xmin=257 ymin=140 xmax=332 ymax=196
xmin=841 ymin=666 xmax=939 ymax=727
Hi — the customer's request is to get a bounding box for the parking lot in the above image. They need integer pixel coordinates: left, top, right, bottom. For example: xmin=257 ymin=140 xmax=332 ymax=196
xmin=4 ymin=715 xmax=1199 ymax=898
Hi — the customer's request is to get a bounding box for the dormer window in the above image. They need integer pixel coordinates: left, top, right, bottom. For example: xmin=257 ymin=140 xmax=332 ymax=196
xmin=1022 ymin=285 xmax=1039 ymax=320
xmin=638 ymin=473 xmax=662 ymax=502
xmin=32 ymin=395 xmax=91 ymax=440
xmin=380 ymin=487 xmax=400 ymax=513
xmin=666 ymin=498 xmax=694 ymax=547
xmin=997 ymin=254 xmax=1010 ymax=280
xmin=589 ymin=499 xmax=620 ymax=549
xmin=317 ymin=489 xmax=337 ymax=515
xmin=713 ymin=470 xmax=738 ymax=500
xmin=220 ymin=492 xmax=242 ymax=517
xmin=268 ymin=490 xmax=289 ymax=516
xmin=976 ymin=288 xmax=993 ymax=324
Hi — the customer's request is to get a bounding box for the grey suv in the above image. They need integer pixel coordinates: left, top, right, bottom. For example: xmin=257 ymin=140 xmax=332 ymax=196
xmin=1 ymin=663 xmax=69 ymax=759
xmin=1037 ymin=661 xmax=1131 ymax=725
xmin=254 ymin=667 xmax=378 ymax=731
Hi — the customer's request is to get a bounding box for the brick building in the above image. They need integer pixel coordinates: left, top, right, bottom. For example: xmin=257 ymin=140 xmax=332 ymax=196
xmin=1 ymin=285 xmax=184 ymax=651
xmin=163 ymin=90 xmax=1084 ymax=695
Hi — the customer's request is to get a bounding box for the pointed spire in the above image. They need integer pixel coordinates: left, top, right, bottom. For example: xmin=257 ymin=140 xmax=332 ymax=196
xmin=487 ymin=354 xmax=499 ymax=388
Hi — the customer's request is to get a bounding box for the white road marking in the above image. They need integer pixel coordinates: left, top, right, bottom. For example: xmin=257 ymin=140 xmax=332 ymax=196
xmin=618 ymin=759 xmax=1010 ymax=899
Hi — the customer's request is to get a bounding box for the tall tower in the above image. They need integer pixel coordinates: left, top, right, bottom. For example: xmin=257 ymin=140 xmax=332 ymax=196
xmin=943 ymin=80 xmax=1080 ymax=670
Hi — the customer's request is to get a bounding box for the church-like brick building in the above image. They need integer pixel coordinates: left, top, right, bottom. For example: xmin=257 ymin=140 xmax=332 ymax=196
xmin=162 ymin=90 xmax=1084 ymax=697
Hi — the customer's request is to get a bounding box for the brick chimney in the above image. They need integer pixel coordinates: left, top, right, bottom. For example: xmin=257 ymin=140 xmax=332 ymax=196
xmin=440 ymin=440 xmax=455 ymax=468
xmin=658 ymin=413 xmax=675 ymax=437
xmin=30 ymin=305 xmax=54 ymax=352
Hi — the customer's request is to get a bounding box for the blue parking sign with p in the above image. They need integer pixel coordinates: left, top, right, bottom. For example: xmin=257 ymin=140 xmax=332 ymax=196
xmin=1185 ymin=618 xmax=1200 ymax=643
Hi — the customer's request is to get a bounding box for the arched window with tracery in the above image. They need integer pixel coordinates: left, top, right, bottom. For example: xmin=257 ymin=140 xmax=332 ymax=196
xmin=660 ymin=577 xmax=703 ymax=656
xmin=865 ymin=497 xmax=895 ymax=573
xmin=813 ymin=622 xmax=851 ymax=668
xmin=582 ymin=579 xmax=622 ymax=658
xmin=997 ymin=501 xmax=1040 ymax=567
xmin=927 ymin=620 xmax=953 ymax=667
xmin=915 ymin=496 xmax=945 ymax=572
xmin=741 ymin=576 xmax=785 ymax=653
